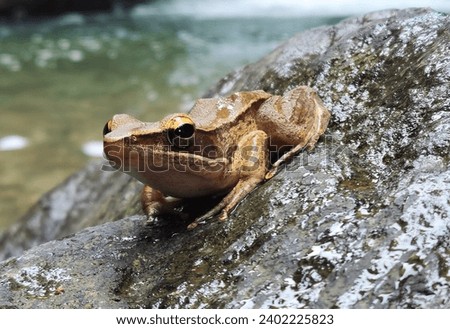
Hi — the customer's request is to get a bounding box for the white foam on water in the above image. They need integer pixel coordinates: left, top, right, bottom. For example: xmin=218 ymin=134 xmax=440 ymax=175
xmin=132 ymin=0 xmax=450 ymax=18
xmin=82 ymin=140 xmax=104 ymax=158
xmin=0 ymin=135 xmax=29 ymax=151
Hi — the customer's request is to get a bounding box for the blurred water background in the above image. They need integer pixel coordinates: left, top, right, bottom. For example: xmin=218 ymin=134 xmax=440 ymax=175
xmin=1 ymin=0 xmax=449 ymax=231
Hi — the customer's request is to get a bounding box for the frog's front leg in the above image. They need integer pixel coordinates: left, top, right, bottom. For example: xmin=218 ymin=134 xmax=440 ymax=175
xmin=141 ymin=185 xmax=183 ymax=223
xmin=188 ymin=130 xmax=269 ymax=229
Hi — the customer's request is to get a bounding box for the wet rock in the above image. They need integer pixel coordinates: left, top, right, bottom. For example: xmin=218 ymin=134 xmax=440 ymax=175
xmin=0 ymin=161 xmax=143 ymax=261
xmin=1 ymin=8 xmax=450 ymax=308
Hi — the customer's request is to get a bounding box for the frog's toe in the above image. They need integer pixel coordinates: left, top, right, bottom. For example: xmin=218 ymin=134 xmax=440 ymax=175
xmin=144 ymin=215 xmax=157 ymax=226
xmin=218 ymin=210 xmax=229 ymax=222
xmin=143 ymin=205 xmax=159 ymax=218
xmin=265 ymin=167 xmax=278 ymax=180
xmin=187 ymin=221 xmax=199 ymax=230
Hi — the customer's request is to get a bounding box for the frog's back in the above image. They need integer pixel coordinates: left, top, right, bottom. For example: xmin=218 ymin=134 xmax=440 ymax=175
xmin=189 ymin=90 xmax=272 ymax=131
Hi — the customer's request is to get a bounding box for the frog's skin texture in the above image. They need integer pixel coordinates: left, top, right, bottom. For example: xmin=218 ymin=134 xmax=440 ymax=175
xmin=103 ymin=86 xmax=330 ymax=228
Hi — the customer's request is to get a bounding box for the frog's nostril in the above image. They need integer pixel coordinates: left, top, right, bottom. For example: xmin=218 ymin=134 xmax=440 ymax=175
xmin=103 ymin=120 xmax=112 ymax=136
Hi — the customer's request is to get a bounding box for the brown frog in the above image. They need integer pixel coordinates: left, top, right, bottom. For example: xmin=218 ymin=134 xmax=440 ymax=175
xmin=103 ymin=86 xmax=330 ymax=228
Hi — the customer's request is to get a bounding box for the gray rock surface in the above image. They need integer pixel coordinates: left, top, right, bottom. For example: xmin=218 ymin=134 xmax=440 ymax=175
xmin=1 ymin=8 xmax=450 ymax=308
xmin=0 ymin=161 xmax=143 ymax=261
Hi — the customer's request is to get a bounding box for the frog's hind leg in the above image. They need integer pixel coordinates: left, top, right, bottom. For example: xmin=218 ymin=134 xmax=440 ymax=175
xmin=265 ymin=86 xmax=331 ymax=180
xmin=188 ymin=130 xmax=269 ymax=229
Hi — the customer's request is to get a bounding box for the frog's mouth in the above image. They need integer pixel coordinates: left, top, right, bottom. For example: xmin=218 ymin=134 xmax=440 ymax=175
xmin=144 ymin=148 xmax=229 ymax=175
xmin=103 ymin=139 xmax=234 ymax=198
xmin=103 ymin=139 xmax=229 ymax=176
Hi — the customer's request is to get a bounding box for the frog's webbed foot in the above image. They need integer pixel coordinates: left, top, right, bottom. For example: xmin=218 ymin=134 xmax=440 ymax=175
xmin=141 ymin=185 xmax=183 ymax=224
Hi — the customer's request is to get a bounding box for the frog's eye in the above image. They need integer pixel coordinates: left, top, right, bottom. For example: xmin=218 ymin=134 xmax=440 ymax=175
xmin=174 ymin=123 xmax=195 ymax=139
xmin=166 ymin=115 xmax=195 ymax=149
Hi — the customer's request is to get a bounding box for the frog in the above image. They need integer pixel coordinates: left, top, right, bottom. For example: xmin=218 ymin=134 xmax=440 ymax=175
xmin=103 ymin=86 xmax=330 ymax=229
